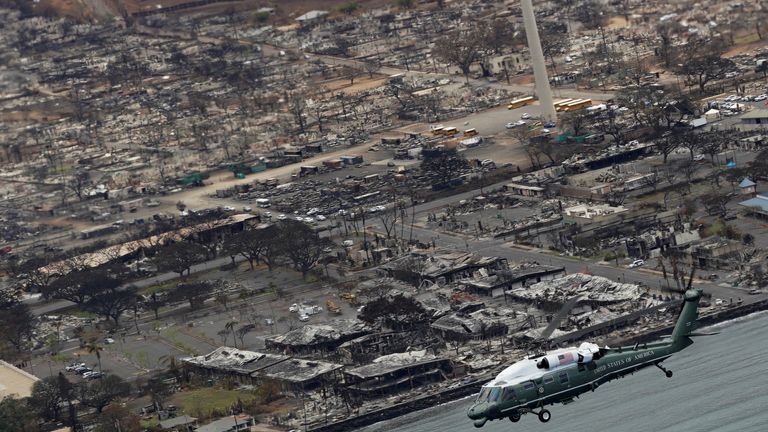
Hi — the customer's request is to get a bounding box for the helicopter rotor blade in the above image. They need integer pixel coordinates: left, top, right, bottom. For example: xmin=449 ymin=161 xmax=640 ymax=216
xmin=538 ymin=295 xmax=582 ymax=342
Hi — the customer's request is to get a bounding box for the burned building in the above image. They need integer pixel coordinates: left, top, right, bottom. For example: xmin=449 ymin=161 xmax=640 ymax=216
xmin=182 ymin=347 xmax=343 ymax=393
xmin=343 ymin=351 xmax=453 ymax=399
xmin=258 ymin=357 xmax=344 ymax=393
xmin=337 ymin=332 xmax=411 ymax=364
xmin=264 ymin=320 xmax=371 ymax=356
xmin=431 ymin=307 xmax=530 ymax=341
xmin=182 ymin=347 xmax=290 ymax=385
xmin=461 ymin=263 xmax=565 ymax=298
xmin=379 ymin=251 xmax=509 ymax=286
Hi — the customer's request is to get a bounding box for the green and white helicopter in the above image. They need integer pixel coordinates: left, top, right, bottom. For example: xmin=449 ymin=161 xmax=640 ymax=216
xmin=468 ymin=288 xmax=709 ymax=427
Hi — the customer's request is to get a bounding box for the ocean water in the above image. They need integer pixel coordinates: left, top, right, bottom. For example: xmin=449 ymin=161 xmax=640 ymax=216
xmin=361 ymin=312 xmax=768 ymax=432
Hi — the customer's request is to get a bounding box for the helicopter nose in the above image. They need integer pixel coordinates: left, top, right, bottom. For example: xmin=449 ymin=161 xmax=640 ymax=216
xmin=467 ymin=404 xmax=485 ymax=420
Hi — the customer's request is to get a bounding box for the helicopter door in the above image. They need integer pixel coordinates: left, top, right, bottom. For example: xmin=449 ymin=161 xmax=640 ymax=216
xmin=519 ymin=381 xmax=538 ymax=403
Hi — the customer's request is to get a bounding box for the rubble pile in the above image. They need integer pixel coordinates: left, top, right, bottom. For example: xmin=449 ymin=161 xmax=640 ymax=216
xmin=511 ymin=273 xmax=643 ymax=304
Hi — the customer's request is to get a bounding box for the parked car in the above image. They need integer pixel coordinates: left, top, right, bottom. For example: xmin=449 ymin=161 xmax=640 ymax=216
xmin=243 ymin=206 xmax=253 ymax=212
xmin=298 ymin=314 xmax=310 ymax=322
xmin=104 ymin=337 xmax=115 ymax=344
xmin=86 ymin=372 xmax=103 ymax=380
xmin=521 ymin=112 xmax=532 ymax=119
xmin=627 ymin=259 xmax=645 ymax=269
xmin=316 ymin=214 xmax=326 ymax=221
xmin=66 ymin=362 xmax=86 ymax=372
xmin=222 ymin=206 xmax=235 ymax=212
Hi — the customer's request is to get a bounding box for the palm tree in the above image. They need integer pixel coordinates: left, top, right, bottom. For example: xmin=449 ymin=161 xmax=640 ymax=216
xmin=86 ymin=341 xmax=103 ymax=372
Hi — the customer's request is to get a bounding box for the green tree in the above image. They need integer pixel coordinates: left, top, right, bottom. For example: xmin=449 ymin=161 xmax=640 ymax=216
xmin=277 ymin=220 xmax=332 ymax=279
xmin=0 ymin=303 xmax=35 ymax=353
xmin=420 ymin=149 xmax=469 ymax=188
xmin=170 ymin=281 xmax=214 ymax=310
xmin=153 ymin=241 xmax=207 ymax=278
xmin=0 ymin=396 xmax=38 ymax=431
xmin=78 ymin=374 xmax=131 ymax=413
xmin=338 ymin=1 xmax=359 ymax=14
xmin=29 ymin=376 xmax=66 ymax=420
xmin=358 ymin=294 xmax=428 ymax=330
xmin=86 ymin=340 xmax=104 ymax=372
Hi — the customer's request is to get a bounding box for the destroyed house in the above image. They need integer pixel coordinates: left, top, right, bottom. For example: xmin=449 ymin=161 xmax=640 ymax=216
xmin=461 ymin=264 xmax=565 ymax=298
xmin=380 ymin=251 xmax=508 ymax=286
xmin=182 ymin=347 xmax=342 ymax=392
xmin=337 ymin=332 xmax=411 ymax=364
xmin=430 ymin=308 xmax=529 ymax=341
xmin=265 ymin=320 xmax=371 ymax=355
xmin=343 ymin=351 xmax=453 ymax=399
xmin=258 ymin=357 xmax=343 ymax=392
xmin=507 ymin=273 xmax=642 ymax=308
xmin=182 ymin=347 xmax=290 ymax=385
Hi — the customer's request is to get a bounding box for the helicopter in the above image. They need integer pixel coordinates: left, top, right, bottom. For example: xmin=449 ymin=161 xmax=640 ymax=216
xmin=467 ymin=288 xmax=710 ymax=427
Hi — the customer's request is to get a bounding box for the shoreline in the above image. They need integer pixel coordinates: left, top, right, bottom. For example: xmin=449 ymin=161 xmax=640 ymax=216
xmin=307 ymin=298 xmax=768 ymax=432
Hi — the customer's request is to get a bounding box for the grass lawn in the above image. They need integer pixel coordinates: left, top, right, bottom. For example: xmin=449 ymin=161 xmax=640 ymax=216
xmin=140 ymin=417 xmax=160 ymax=429
xmin=139 ymin=280 xmax=179 ymax=295
xmin=172 ymin=388 xmax=258 ymax=418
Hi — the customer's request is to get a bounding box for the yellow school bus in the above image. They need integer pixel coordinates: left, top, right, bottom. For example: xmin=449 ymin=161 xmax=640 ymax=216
xmin=507 ymin=96 xmax=535 ymax=110
xmin=554 ymin=98 xmax=576 ymax=112
xmin=463 ymin=128 xmax=478 ymax=137
xmin=562 ymin=99 xmax=593 ymax=112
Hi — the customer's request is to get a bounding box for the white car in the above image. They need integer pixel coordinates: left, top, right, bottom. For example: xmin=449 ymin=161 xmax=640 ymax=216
xmin=222 ymin=206 xmax=235 ymax=212
xmin=521 ymin=112 xmax=532 ymax=120
xmin=754 ymin=95 xmax=768 ymax=101
xmin=298 ymin=314 xmax=310 ymax=322
xmin=295 ymin=216 xmax=304 ymax=222
xmin=304 ymin=217 xmax=315 ymax=223
xmin=264 ymin=212 xmax=272 ymax=218
xmin=277 ymin=214 xmax=287 ymax=220
xmin=289 ymin=303 xmax=299 ymax=313
xmin=627 ymin=259 xmax=645 ymax=269
xmin=243 ymin=206 xmax=253 ymax=212
xmin=104 ymin=337 xmax=115 ymax=344
xmin=66 ymin=362 xmax=86 ymax=372
xmin=316 ymin=214 xmax=326 ymax=221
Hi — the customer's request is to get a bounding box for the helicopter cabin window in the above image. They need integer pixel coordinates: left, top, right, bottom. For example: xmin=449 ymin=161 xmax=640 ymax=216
xmin=543 ymin=376 xmax=554 ymax=384
xmin=523 ymin=382 xmax=535 ymax=390
xmin=559 ymin=372 xmax=569 ymax=384
xmin=501 ymin=387 xmax=516 ymax=401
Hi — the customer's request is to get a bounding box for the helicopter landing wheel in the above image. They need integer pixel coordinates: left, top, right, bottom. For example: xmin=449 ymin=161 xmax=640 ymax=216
xmin=538 ymin=409 xmax=551 ymax=423
xmin=509 ymin=411 xmax=521 ymax=422
xmin=656 ymin=362 xmax=673 ymax=378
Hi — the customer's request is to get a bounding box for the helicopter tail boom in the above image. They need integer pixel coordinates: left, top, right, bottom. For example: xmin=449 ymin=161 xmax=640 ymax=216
xmin=671 ymin=289 xmax=703 ymax=350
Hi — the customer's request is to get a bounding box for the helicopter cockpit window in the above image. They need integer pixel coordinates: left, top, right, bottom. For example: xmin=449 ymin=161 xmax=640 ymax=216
xmin=488 ymin=387 xmax=501 ymax=402
xmin=476 ymin=387 xmax=491 ymax=402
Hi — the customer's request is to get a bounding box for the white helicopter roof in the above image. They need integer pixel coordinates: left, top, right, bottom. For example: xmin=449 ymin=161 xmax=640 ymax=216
xmin=484 ymin=343 xmax=600 ymax=387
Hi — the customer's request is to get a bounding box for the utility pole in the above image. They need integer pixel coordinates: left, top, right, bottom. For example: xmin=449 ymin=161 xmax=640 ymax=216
xmin=520 ymin=0 xmax=556 ymax=122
